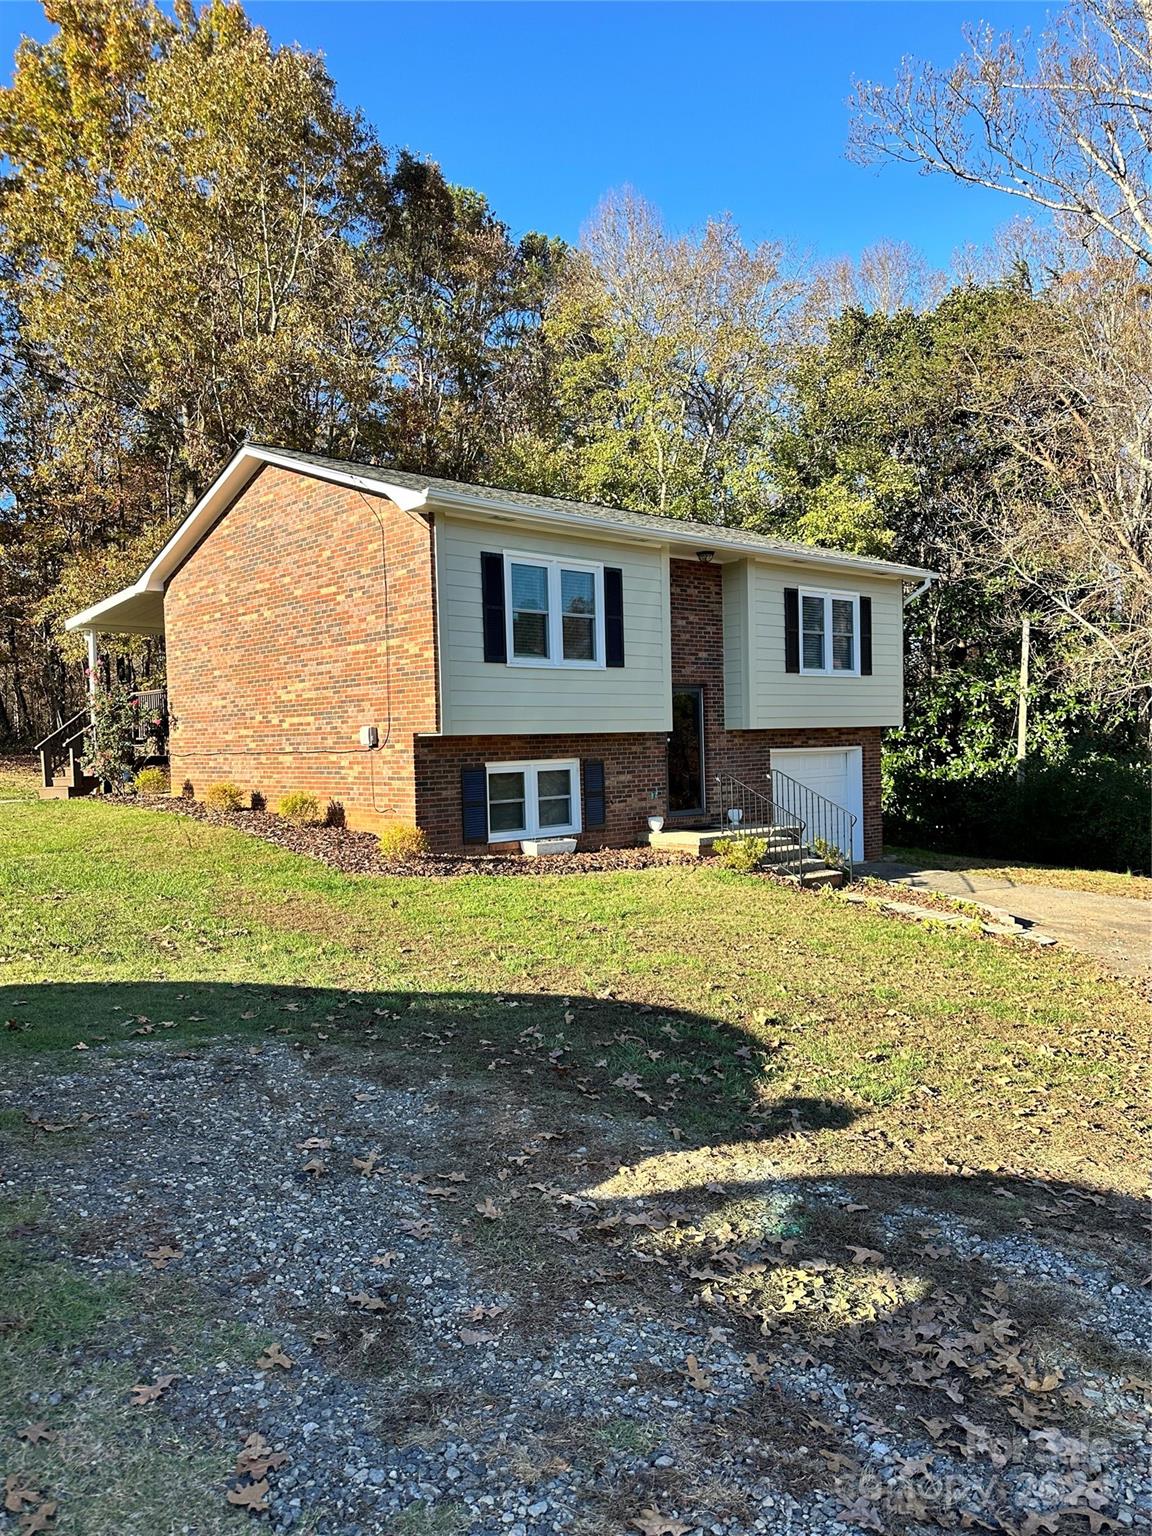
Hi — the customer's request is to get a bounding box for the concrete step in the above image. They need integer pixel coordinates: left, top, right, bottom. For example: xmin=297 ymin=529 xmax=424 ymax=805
xmin=649 ymin=826 xmax=802 ymax=856
xmin=770 ymin=861 xmax=846 ymax=889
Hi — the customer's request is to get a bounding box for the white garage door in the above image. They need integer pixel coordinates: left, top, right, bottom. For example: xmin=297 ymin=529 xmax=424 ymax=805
xmin=772 ymin=748 xmax=864 ymax=863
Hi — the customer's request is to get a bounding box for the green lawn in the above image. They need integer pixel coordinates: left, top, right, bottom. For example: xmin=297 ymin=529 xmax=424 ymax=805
xmin=1 ymin=789 xmax=1146 ymax=1194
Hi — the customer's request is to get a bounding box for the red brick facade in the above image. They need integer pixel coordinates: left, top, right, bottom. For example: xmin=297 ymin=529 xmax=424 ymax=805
xmin=166 ymin=465 xmax=437 ymax=827
xmin=164 ymin=473 xmax=884 ymax=856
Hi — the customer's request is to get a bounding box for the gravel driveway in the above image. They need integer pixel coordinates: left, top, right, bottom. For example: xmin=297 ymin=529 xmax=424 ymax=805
xmin=863 ymin=861 xmax=1151 ymax=979
xmin=2 ymin=1039 xmax=1148 ymax=1536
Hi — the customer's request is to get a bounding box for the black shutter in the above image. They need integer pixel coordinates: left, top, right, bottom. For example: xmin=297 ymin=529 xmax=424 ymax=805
xmin=604 ymin=568 xmax=625 ymax=667
xmin=784 ymin=587 xmax=800 ymax=673
xmin=481 ymin=553 xmax=507 ymax=663
xmin=583 ymin=760 xmax=605 ymax=829
xmin=461 ymin=766 xmax=488 ymax=844
xmin=859 ymin=595 xmax=873 ymax=675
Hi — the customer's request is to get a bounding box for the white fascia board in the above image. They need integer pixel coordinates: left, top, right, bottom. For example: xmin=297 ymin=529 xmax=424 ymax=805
xmin=64 ymin=586 xmax=145 ymax=631
xmin=252 ymin=448 xmax=431 ymax=512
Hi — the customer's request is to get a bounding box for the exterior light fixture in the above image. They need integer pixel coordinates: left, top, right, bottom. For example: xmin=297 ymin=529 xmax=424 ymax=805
xmin=696 ymin=550 xmax=715 ymax=564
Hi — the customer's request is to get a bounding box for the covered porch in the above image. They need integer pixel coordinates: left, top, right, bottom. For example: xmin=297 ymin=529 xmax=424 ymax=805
xmin=38 ymin=587 xmax=168 ymax=799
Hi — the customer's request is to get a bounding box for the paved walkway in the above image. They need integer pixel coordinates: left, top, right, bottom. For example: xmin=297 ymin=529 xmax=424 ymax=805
xmin=861 ymin=860 xmax=1151 ymax=980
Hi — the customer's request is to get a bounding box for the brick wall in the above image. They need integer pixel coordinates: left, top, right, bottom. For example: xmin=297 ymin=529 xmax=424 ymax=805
xmin=414 ymin=732 xmax=668 ymax=853
xmin=669 ymin=557 xmax=884 ymax=859
xmin=166 ymin=464 xmax=437 ymax=829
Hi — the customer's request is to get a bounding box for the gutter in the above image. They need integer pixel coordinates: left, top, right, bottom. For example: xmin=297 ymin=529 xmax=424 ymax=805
xmin=903 ymin=577 xmax=935 ymax=606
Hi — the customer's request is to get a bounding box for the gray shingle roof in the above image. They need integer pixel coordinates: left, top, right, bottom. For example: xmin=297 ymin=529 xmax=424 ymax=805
xmin=251 ymin=444 xmax=935 ymax=580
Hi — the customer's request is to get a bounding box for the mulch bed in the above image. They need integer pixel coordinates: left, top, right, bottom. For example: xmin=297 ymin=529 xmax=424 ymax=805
xmin=120 ymin=794 xmax=698 ymax=878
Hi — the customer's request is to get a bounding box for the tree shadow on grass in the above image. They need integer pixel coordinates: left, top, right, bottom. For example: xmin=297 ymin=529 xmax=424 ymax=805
xmin=0 ymin=978 xmax=864 ymax=1142
xmin=0 ymin=981 xmax=1147 ymax=1535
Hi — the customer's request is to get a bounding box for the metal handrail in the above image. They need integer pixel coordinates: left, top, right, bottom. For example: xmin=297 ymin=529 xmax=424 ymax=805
xmin=715 ymin=772 xmax=807 ymax=883
xmin=770 ymin=768 xmax=857 ymax=881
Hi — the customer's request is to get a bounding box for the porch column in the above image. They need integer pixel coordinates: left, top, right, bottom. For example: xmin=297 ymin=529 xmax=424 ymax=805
xmin=85 ymin=630 xmax=99 ymax=718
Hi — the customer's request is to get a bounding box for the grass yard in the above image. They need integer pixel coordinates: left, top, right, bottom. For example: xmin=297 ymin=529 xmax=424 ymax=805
xmin=1 ymin=779 xmax=1148 ymax=1534
xmin=884 ymin=842 xmax=1152 ymax=901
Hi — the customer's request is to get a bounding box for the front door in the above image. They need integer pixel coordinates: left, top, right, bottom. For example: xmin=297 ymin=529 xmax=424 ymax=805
xmin=668 ymin=687 xmax=705 ymax=813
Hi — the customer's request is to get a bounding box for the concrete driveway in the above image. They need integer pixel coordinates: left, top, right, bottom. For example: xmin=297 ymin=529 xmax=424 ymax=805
xmin=862 ymin=860 xmax=1151 ymax=980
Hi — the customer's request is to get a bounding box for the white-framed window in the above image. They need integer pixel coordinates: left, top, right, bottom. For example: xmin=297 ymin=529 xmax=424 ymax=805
xmin=505 ymin=553 xmax=605 ymax=668
xmin=800 ymin=588 xmax=859 ymax=676
xmin=486 ymin=758 xmax=582 ymax=841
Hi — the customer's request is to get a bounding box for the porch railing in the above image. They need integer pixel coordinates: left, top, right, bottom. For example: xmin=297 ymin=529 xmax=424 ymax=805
xmin=714 ymin=772 xmax=807 ymax=883
xmin=131 ymin=687 xmax=168 ymax=754
xmin=35 ymin=710 xmax=89 ymax=790
xmin=770 ymin=768 xmax=857 ymax=881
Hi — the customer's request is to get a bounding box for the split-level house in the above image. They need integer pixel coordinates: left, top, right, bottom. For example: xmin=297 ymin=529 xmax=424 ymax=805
xmin=60 ymin=444 xmax=934 ymax=862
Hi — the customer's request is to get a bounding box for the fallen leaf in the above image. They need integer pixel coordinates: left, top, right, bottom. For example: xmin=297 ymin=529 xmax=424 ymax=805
xmin=19 ymin=1501 xmax=57 ymax=1534
xmin=348 ymin=1290 xmax=389 ymax=1312
xmin=475 ymin=1197 xmax=503 ymax=1220
xmin=129 ymin=1373 xmax=178 ymax=1406
xmin=235 ymin=1433 xmax=289 ymax=1479
xmin=16 ymin=1423 xmax=56 ymax=1445
xmin=629 ymin=1510 xmax=691 ymax=1536
xmin=144 ymin=1244 xmax=182 ymax=1270
xmin=4 ymin=1477 xmax=40 ymax=1514
xmin=743 ymin=1352 xmax=772 ymax=1385
xmin=682 ymin=1354 xmax=712 ymax=1391
xmin=226 ymin=1479 xmax=270 ymax=1513
xmin=458 ymin=1328 xmax=496 ymax=1345
xmin=846 ymin=1245 xmax=885 ymax=1264
xmin=256 ymin=1343 xmax=293 ymax=1371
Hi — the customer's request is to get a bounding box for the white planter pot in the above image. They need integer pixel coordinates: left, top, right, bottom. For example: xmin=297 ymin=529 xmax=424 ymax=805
xmin=521 ymin=837 xmax=578 ymax=857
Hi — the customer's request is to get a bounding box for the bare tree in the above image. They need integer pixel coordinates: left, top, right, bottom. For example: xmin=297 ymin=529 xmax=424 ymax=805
xmin=850 ymin=0 xmax=1152 ymax=268
xmin=971 ymin=260 xmax=1152 ymax=718
xmin=816 ymin=239 xmax=947 ymax=317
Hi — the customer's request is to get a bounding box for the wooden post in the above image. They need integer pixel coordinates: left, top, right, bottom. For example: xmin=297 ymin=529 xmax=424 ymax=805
xmin=1015 ymin=615 xmax=1030 ymax=774
xmin=86 ymin=630 xmax=99 ymax=717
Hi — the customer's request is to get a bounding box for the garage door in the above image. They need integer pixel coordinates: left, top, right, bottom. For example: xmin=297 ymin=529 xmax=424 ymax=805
xmin=771 ymin=748 xmax=864 ymax=863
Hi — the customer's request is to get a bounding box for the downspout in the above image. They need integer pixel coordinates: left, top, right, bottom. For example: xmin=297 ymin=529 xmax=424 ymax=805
xmin=902 ymin=577 xmax=934 ymax=606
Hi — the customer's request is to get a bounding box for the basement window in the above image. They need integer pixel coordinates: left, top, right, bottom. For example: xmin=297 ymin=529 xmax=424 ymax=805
xmin=485 ymin=759 xmax=581 ymax=841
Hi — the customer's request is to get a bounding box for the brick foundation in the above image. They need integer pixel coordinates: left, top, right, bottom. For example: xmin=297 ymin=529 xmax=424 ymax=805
xmin=415 ymin=732 xmax=669 ymax=853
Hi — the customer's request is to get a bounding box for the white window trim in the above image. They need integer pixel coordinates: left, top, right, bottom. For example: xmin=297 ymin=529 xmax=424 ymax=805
xmin=504 ymin=551 xmax=606 ymax=669
xmin=799 ymin=587 xmax=860 ymax=677
xmin=485 ymin=757 xmax=583 ymax=843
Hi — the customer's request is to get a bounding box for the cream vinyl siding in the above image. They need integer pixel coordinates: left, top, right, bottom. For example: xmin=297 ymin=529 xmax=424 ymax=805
xmin=747 ymin=564 xmax=905 ymax=729
xmin=722 ymin=561 xmax=751 ymax=729
xmin=435 ymin=512 xmax=672 ymax=735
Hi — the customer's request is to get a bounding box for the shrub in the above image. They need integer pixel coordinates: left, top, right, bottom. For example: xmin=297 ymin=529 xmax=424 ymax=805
xmin=377 ymin=822 xmax=430 ymax=861
xmin=812 ymin=836 xmax=847 ymax=871
xmin=277 ymin=790 xmax=323 ymax=826
xmin=714 ymin=834 xmax=769 ymax=873
xmin=81 ymin=684 xmax=137 ymax=789
xmin=885 ymin=752 xmax=1151 ymax=874
xmin=133 ymin=766 xmax=169 ymax=796
xmin=203 ymin=781 xmax=245 ymax=812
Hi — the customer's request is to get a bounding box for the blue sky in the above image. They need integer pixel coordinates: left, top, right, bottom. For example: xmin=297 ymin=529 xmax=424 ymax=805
xmin=0 ymin=1 xmax=1051 ymax=267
